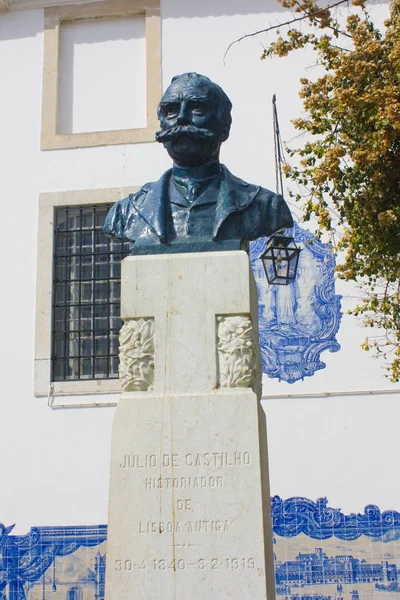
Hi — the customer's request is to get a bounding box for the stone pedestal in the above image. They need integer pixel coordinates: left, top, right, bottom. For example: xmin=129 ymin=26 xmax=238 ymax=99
xmin=106 ymin=251 xmax=275 ymax=600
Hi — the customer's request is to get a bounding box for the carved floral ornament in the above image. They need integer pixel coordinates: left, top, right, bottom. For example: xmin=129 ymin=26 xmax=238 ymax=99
xmin=119 ymin=315 xmax=257 ymax=391
xmin=119 ymin=318 xmax=155 ymax=392
xmin=216 ymin=314 xmax=255 ymax=388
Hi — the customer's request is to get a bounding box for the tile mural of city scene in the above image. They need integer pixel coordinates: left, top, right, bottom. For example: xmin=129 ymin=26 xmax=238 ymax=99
xmin=274 ymin=532 xmax=400 ymax=600
xmin=2 ymin=498 xmax=400 ymax=600
xmin=26 ymin=544 xmax=106 ymax=600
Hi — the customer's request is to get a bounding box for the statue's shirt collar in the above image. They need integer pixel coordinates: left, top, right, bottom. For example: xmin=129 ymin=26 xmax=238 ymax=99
xmin=172 ymin=175 xmax=220 ymax=207
xmin=172 ymin=161 xmax=221 ymax=180
xmin=171 ymin=161 xmax=221 ymax=206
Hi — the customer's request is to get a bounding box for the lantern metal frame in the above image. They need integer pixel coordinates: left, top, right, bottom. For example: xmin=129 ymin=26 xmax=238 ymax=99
xmin=259 ymin=234 xmax=301 ymax=285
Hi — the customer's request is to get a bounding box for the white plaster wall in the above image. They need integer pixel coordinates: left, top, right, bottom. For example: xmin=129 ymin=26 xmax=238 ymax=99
xmin=264 ymin=392 xmax=397 ymax=513
xmin=59 ymin=16 xmax=147 ymax=133
xmin=0 ymin=0 xmax=398 ymax=534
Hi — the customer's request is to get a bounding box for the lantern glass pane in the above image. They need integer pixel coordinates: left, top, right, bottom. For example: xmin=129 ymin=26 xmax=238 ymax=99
xmin=264 ymin=262 xmax=275 ymax=282
xmin=260 ymin=235 xmax=301 ymax=285
xmin=274 ymin=254 xmax=289 ymax=279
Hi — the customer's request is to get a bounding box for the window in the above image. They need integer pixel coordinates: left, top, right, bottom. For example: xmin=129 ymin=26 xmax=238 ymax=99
xmin=35 ymin=186 xmax=138 ymax=399
xmin=52 ymin=205 xmax=130 ymax=381
xmin=41 ymin=0 xmax=161 ymax=150
xmin=67 ymin=587 xmax=83 ymax=600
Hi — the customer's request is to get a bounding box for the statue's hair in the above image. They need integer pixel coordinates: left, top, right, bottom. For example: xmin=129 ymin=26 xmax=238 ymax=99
xmin=158 ymin=72 xmax=232 ymax=137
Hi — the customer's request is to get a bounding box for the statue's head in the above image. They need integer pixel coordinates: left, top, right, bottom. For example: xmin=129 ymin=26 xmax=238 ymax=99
xmin=156 ymin=73 xmax=232 ymax=168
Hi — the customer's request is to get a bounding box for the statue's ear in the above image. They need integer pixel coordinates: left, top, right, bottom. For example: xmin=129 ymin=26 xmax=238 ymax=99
xmin=220 ymin=128 xmax=230 ymax=142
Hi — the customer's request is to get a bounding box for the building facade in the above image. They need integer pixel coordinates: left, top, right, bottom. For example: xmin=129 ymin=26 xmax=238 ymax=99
xmin=0 ymin=1 xmax=399 ymax=599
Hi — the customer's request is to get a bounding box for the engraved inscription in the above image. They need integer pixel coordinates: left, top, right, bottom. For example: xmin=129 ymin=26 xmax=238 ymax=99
xmin=120 ymin=454 xmax=157 ymax=469
xmin=185 ymin=452 xmax=251 ymax=467
xmin=144 ymin=476 xmax=223 ymax=489
xmin=118 ymin=451 xmax=253 ymax=491
xmin=119 ymin=452 xmax=252 ymax=469
xmin=138 ymin=520 xmax=230 ymax=534
xmin=116 ymin=449 xmax=254 ymax=557
xmin=176 ymin=499 xmax=192 ymax=511
xmin=115 ymin=557 xmax=256 ymax=572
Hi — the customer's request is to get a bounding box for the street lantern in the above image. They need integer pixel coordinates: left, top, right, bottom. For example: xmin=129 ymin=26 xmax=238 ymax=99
xmin=259 ymin=234 xmax=301 ymax=285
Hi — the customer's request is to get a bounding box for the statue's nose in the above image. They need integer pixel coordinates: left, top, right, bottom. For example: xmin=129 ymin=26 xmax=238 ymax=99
xmin=177 ymin=103 xmax=190 ymax=125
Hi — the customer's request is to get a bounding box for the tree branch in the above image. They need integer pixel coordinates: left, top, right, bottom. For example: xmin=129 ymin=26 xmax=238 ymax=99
xmin=294 ymin=0 xmax=353 ymax=39
xmin=224 ymin=0 xmax=350 ymax=62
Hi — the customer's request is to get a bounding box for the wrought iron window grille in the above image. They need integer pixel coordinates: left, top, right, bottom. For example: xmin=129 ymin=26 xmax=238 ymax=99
xmin=52 ymin=205 xmax=130 ymax=381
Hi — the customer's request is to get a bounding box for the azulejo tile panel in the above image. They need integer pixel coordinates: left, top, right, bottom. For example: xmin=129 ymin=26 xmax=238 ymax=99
xmin=250 ymin=222 xmax=342 ymax=383
xmin=2 ymin=498 xmax=400 ymax=600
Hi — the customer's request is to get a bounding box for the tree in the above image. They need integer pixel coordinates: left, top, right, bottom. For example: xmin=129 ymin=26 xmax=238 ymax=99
xmin=231 ymin=0 xmax=400 ymax=380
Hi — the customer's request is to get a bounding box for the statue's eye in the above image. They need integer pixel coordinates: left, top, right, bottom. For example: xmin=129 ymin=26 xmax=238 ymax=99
xmin=165 ymin=104 xmax=179 ymax=117
xmin=192 ymin=102 xmax=206 ymax=113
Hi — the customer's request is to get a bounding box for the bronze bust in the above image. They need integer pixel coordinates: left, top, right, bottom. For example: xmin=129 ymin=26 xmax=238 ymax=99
xmin=104 ymin=73 xmax=293 ymax=254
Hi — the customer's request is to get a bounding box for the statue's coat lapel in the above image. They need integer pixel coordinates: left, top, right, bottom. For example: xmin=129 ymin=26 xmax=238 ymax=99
xmin=132 ymin=170 xmax=172 ymax=243
xmin=213 ymin=166 xmax=260 ymax=238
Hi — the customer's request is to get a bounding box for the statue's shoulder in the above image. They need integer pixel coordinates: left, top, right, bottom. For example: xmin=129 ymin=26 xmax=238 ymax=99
xmin=103 ymin=190 xmax=137 ymax=236
xmin=108 ymin=169 xmax=169 ymax=211
xmin=221 ymin=166 xmax=294 ymax=234
xmin=114 ymin=182 xmax=150 ymax=211
xmin=221 ymin=165 xmax=288 ymax=207
xmin=253 ymin=185 xmax=294 ymax=232
xmin=103 ymin=186 xmax=147 ymax=238
xmin=103 ymin=170 xmax=171 ymax=240
xmin=221 ymin=166 xmax=259 ymax=196
xmin=127 ymin=178 xmax=159 ymax=204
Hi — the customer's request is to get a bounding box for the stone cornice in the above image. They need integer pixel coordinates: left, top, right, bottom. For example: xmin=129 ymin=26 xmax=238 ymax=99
xmin=2 ymin=0 xmax=108 ymax=10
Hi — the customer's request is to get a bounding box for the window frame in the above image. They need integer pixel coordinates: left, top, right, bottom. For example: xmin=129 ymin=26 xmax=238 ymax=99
xmin=41 ymin=0 xmax=161 ymax=150
xmin=35 ymin=186 xmax=138 ymax=397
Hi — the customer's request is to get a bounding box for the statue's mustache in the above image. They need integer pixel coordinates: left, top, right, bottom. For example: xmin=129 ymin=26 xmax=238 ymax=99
xmin=155 ymin=124 xmax=215 ymax=143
